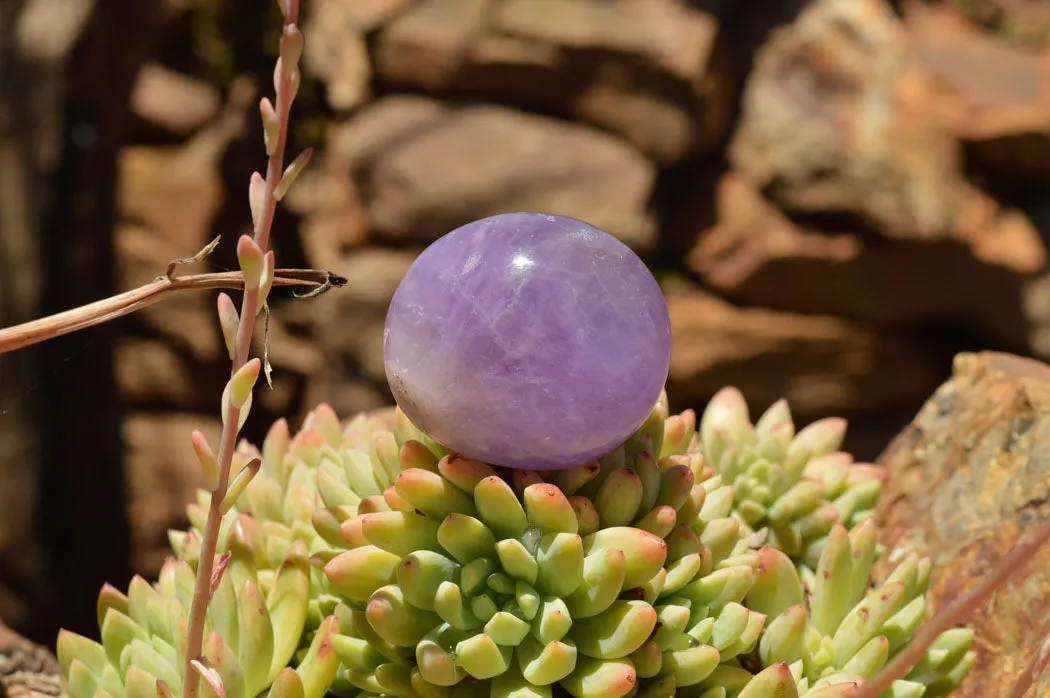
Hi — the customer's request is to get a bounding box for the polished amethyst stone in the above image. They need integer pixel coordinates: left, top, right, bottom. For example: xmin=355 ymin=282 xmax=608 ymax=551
xmin=383 ymin=212 xmax=671 ymax=471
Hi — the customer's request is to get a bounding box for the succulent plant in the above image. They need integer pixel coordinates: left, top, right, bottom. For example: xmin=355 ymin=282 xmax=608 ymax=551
xmin=312 ymin=391 xmax=972 ymax=697
xmin=751 ymin=526 xmax=974 ymax=696
xmin=55 ymin=540 xmax=338 ymax=698
xmin=170 ymin=403 xmax=447 ymax=644
xmin=57 ymin=386 xmax=973 ymax=698
xmin=698 ymin=387 xmax=886 ymax=571
xmin=322 ymin=397 xmax=760 ymax=697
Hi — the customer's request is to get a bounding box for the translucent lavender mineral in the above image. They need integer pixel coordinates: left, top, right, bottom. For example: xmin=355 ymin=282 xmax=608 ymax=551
xmin=383 ymin=212 xmax=671 ymax=470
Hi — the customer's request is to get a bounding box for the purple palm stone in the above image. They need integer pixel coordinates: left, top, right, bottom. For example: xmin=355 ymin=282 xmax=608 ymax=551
xmin=383 ymin=212 xmax=671 ymax=471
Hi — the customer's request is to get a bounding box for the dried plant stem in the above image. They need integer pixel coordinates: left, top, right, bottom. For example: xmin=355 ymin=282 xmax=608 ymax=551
xmin=181 ymin=2 xmax=301 ymax=697
xmin=0 ymin=268 xmax=343 ymax=355
xmin=1008 ymin=626 xmax=1050 ymax=698
xmin=851 ymin=519 xmax=1050 ymax=698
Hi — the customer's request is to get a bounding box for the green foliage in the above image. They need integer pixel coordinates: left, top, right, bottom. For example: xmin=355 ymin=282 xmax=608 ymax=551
xmin=56 ymin=389 xmax=974 ymax=698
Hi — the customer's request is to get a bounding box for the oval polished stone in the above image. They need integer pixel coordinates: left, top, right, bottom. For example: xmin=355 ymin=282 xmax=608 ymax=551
xmin=383 ymin=212 xmax=671 ymax=471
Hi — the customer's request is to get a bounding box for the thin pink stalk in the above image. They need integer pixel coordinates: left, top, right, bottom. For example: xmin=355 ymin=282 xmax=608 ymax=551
xmin=1008 ymin=625 xmax=1050 ymax=698
xmin=850 ymin=518 xmax=1050 ymax=698
xmin=181 ymin=3 xmax=300 ymax=697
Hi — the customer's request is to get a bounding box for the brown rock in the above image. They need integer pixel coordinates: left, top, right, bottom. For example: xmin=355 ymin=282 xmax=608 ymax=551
xmin=902 ymin=2 xmax=1050 ymax=184
xmin=129 ymin=63 xmax=221 ymax=136
xmin=917 ymin=0 xmax=1050 ymax=52
xmin=304 ymin=246 xmax=419 ymax=418
xmin=686 ymin=174 xmax=1043 ymax=346
xmin=310 ymin=246 xmax=419 ymax=384
xmin=665 ymin=285 xmax=941 ymax=416
xmin=0 ymin=621 xmax=62 ymax=698
xmin=903 ymin=3 xmax=1050 ymax=140
xmin=373 ymin=0 xmax=729 ymax=162
xmin=374 ymin=0 xmax=491 ymax=91
xmin=344 ymin=97 xmax=657 ymax=250
xmin=875 ymin=351 xmax=1050 ymax=697
xmin=493 ymin=0 xmax=715 ymax=83
xmin=282 ymin=137 xmax=370 ymax=268
xmin=302 ymin=0 xmax=372 ymax=111
xmin=572 ymin=51 xmax=730 ymax=165
xmin=304 ymin=377 xmax=392 ymax=424
xmin=116 ymin=339 xmax=203 ymax=407
xmin=729 ymin=0 xmax=965 ymax=239
xmin=116 ymin=77 xmax=255 ymax=360
xmin=123 ymin=413 xmax=220 ymax=576
xmin=327 ymin=94 xmax=449 ymax=170
xmin=342 ymin=0 xmax=415 ymax=32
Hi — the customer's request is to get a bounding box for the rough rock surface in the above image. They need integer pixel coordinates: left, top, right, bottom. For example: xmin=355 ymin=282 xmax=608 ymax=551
xmin=302 ymin=0 xmax=372 ymax=111
xmin=374 ymin=0 xmax=729 ymax=162
xmin=123 ymin=414 xmax=221 ymax=576
xmin=344 ymin=96 xmax=657 ymax=250
xmin=665 ymin=285 xmax=941 ymax=416
xmin=116 ymin=79 xmax=254 ymax=362
xmin=729 ymin=0 xmax=965 ymax=238
xmin=306 ymin=246 xmax=420 ymax=416
xmin=876 ymin=351 xmax=1050 ymax=697
xmin=686 ymin=174 xmax=1043 ymax=347
xmin=129 ymin=63 xmax=221 ymax=136
xmin=903 ymin=3 xmax=1050 ymax=186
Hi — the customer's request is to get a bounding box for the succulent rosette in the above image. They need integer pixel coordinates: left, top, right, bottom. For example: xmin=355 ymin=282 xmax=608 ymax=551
xmin=322 ymin=397 xmax=771 ymax=697
xmin=698 ymin=387 xmax=886 ymax=570
xmin=315 ymin=395 xmax=974 ymax=698
xmin=169 ymin=403 xmax=443 ymax=642
xmin=55 ymin=539 xmax=338 ymax=698
xmin=750 ymin=525 xmax=974 ymax=697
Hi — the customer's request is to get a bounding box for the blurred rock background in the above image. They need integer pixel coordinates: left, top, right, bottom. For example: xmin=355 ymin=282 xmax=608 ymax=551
xmin=3 ymin=0 xmax=1050 ymax=650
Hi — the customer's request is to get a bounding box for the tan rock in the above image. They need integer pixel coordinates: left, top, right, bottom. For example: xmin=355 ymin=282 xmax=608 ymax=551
xmin=875 ymin=351 xmax=1050 ymax=697
xmin=302 ymin=246 xmax=419 ymax=422
xmin=665 ymin=285 xmax=941 ymax=416
xmin=686 ymin=174 xmax=1043 ymax=346
xmin=123 ymin=413 xmax=220 ymax=576
xmin=374 ymin=0 xmax=491 ymax=91
xmin=115 ymin=223 xmax=221 ymax=361
xmin=373 ymin=0 xmax=728 ymax=162
xmin=729 ymin=0 xmax=964 ymax=239
xmin=116 ymin=77 xmax=255 ymax=360
xmin=115 ymin=338 xmax=204 ymax=408
xmin=345 ymin=97 xmax=657 ymax=250
xmin=457 ymin=33 xmax=572 ymax=106
xmin=572 ymin=51 xmax=730 ymax=165
xmin=1022 ymin=272 xmax=1050 ymax=361
xmin=282 ymin=139 xmax=370 ymax=268
xmin=342 ymin=0 xmax=416 ymax=32
xmin=129 ymin=62 xmax=221 ymax=136
xmin=304 ymin=376 xmax=392 ymax=424
xmin=494 ymin=0 xmax=715 ymax=83
xmin=902 ymin=2 xmax=1050 ymax=184
xmin=937 ymin=0 xmax=1050 ymax=49
xmin=328 ymin=94 xmax=449 ymax=170
xmin=310 ymin=246 xmax=419 ymax=384
xmin=253 ymin=306 xmax=325 ymax=376
xmin=903 ymin=3 xmax=1050 ymax=140
xmin=302 ymin=0 xmax=372 ymax=111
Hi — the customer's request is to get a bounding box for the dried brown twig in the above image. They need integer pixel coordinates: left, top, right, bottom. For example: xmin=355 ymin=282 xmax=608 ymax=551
xmin=0 ymin=265 xmax=345 ymax=355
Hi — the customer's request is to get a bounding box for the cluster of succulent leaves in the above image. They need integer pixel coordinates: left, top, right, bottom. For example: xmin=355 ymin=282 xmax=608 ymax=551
xmin=56 ymin=388 xmax=975 ymax=698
